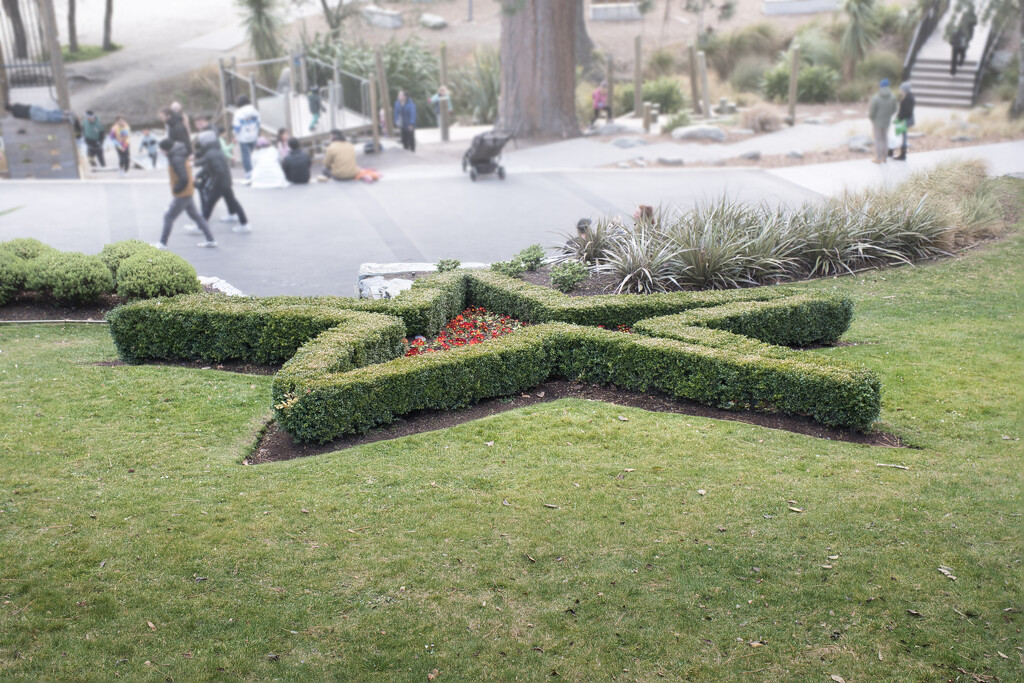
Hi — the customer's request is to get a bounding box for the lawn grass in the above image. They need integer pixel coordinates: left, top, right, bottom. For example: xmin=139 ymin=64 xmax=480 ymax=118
xmin=60 ymin=44 xmax=122 ymax=64
xmin=1 ymin=182 xmax=1021 ymax=680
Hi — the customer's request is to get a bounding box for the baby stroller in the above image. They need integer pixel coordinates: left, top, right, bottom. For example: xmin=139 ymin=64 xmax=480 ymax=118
xmin=462 ymin=131 xmax=512 ymax=181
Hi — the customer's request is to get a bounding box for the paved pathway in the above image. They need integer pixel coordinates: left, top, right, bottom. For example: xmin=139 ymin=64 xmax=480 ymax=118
xmin=0 ymin=141 xmax=1020 ymax=297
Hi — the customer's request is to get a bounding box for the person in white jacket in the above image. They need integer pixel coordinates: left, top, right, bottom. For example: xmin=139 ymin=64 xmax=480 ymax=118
xmin=232 ymin=95 xmax=261 ymax=178
xmin=249 ymin=137 xmax=289 ymax=189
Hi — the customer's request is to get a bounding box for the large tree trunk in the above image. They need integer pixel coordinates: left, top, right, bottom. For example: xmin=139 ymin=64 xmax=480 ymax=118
xmin=102 ymin=0 xmax=113 ymax=51
xmin=1013 ymin=10 xmax=1024 ymax=118
xmin=2 ymin=0 xmax=29 ymax=59
xmin=68 ymin=0 xmax=78 ymax=53
xmin=498 ymin=0 xmax=579 ymax=139
xmin=575 ymin=0 xmax=594 ymax=73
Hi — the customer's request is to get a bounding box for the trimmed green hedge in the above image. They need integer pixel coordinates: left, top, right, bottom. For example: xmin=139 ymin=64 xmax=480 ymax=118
xmin=116 ymin=251 xmax=202 ymax=300
xmin=633 ymin=293 xmax=852 ymax=347
xmin=100 ymin=240 xmax=158 ymax=277
xmin=26 ymin=252 xmax=114 ymax=305
xmin=272 ymin=323 xmax=880 ymax=443
xmin=107 ymin=268 xmax=878 ymax=441
xmin=106 ymin=294 xmax=404 ymax=365
xmin=0 ymin=238 xmax=58 ymax=261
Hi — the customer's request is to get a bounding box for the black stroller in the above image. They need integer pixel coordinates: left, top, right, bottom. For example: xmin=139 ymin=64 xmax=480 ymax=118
xmin=462 ymin=131 xmax=512 ymax=181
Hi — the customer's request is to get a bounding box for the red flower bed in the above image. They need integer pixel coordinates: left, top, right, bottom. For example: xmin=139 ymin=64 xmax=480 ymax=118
xmin=404 ymin=307 xmax=525 ymax=356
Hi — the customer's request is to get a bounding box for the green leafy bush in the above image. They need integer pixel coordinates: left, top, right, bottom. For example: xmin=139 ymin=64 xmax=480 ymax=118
xmin=837 ymin=79 xmax=872 ymax=103
xmin=549 ymin=262 xmax=590 ymax=293
xmin=705 ymin=22 xmax=781 ymax=79
xmin=793 ymin=26 xmax=841 ymax=71
xmin=100 ymin=240 xmax=159 ymax=277
xmin=451 ymin=47 xmax=500 ymax=124
xmin=115 ymin=251 xmax=202 ymax=300
xmin=27 ymin=252 xmax=113 ymax=305
xmin=0 ymin=237 xmax=58 ymax=261
xmin=491 ymin=258 xmax=526 ymax=279
xmin=0 ymin=250 xmax=27 ymax=306
xmin=436 ymin=258 xmax=462 ymax=273
xmin=730 ymin=56 xmax=772 ymax=93
xmin=663 ymin=111 xmax=691 ymax=132
xmin=516 ymin=244 xmax=546 ymax=271
xmin=617 ymin=78 xmax=687 ymax=114
xmin=855 ymin=51 xmax=903 ymax=83
xmin=764 ymin=63 xmax=839 ymax=103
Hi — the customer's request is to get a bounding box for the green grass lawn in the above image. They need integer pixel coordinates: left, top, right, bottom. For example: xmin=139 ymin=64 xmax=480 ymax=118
xmin=61 ymin=44 xmax=121 ymax=64
xmin=1 ymin=194 xmax=1021 ymax=680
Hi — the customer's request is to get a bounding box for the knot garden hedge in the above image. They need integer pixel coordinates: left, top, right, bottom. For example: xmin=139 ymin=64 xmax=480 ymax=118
xmin=106 ymin=271 xmax=881 ymax=444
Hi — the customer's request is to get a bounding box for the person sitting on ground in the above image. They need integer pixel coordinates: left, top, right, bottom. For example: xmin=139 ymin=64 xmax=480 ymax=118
xmin=318 ymin=129 xmax=380 ymax=183
xmin=249 ymin=136 xmax=290 ymax=189
xmin=4 ymin=102 xmax=72 ymax=123
xmin=276 ymin=128 xmax=291 ymax=161
xmin=281 ymin=138 xmax=312 ymax=184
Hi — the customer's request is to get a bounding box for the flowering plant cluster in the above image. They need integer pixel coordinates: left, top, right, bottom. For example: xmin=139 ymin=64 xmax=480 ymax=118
xmin=596 ymin=324 xmax=634 ymax=334
xmin=404 ymin=307 xmax=524 ymax=356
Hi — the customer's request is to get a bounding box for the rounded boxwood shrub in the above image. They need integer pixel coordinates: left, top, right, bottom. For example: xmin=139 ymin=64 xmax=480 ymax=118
xmin=0 ymin=237 xmax=58 ymax=261
xmin=28 ymin=252 xmax=114 ymax=305
xmin=116 ymin=250 xmax=201 ymax=300
xmin=0 ymin=249 xmax=27 ymax=306
xmin=100 ymin=240 xmax=159 ymax=277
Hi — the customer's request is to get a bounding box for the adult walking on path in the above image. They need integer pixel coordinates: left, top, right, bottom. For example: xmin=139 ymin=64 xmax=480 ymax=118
xmin=154 ymin=138 xmax=217 ymax=250
xmin=893 ymin=82 xmax=915 ymax=161
xmin=194 ymin=131 xmax=251 ymax=233
xmin=233 ymin=96 xmax=262 ymax=179
xmin=868 ymin=79 xmax=897 ymax=165
xmin=950 ymin=27 xmax=967 ymax=76
xmin=82 ymin=111 xmax=106 ymax=168
xmin=109 ymin=116 xmax=132 ymax=176
xmin=394 ymin=90 xmax=417 ymax=153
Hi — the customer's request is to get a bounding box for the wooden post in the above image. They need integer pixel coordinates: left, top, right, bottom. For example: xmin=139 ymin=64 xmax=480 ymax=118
xmin=299 ymin=51 xmax=309 ymax=94
xmin=605 ymin=53 xmax=615 ymax=124
xmin=642 ymin=102 xmax=651 ymax=133
xmin=369 ymin=74 xmax=381 ymax=153
xmin=249 ymin=75 xmax=258 ymax=110
xmin=288 ymin=53 xmax=298 ymax=93
xmin=330 ymin=60 xmax=340 ymax=130
xmin=439 ymin=42 xmax=450 ymax=142
xmin=375 ymin=49 xmax=394 ymax=137
xmin=688 ymin=44 xmax=701 ymax=115
xmin=38 ymin=0 xmax=71 ymax=110
xmin=697 ymin=51 xmax=711 ymax=120
xmin=217 ymin=59 xmax=231 ymax=134
xmin=0 ymin=30 xmax=8 ymax=111
xmin=633 ymin=35 xmax=643 ymax=117
xmin=229 ymin=57 xmax=238 ymax=104
xmin=787 ymin=44 xmax=801 ymax=126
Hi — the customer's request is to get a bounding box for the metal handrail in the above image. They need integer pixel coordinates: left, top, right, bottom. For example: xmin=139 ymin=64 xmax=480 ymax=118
xmin=902 ymin=0 xmax=948 ymax=80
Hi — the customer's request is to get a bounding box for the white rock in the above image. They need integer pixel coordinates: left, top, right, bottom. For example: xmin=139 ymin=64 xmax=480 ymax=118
xmin=803 ymin=116 xmax=831 ymax=125
xmin=611 ymin=136 xmax=647 ymax=148
xmin=617 ymin=162 xmax=632 ymax=169
xmin=419 ymin=12 xmax=447 ymax=29
xmin=198 ymin=276 xmax=245 ymax=297
xmin=361 ymin=5 xmax=403 ymax=28
xmin=731 ymin=128 xmax=756 ymax=135
xmin=670 ymin=124 xmax=727 ymax=142
xmin=787 ymin=150 xmax=803 ymax=159
xmin=358 ymin=276 xmax=414 ymax=300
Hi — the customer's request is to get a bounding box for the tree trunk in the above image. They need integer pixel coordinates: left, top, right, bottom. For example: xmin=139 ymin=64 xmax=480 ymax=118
xmin=1013 ymin=10 xmax=1024 ymax=118
xmin=574 ymin=0 xmax=594 ymax=73
xmin=102 ymin=0 xmax=114 ymax=51
xmin=2 ymin=0 xmax=29 ymax=59
xmin=68 ymin=0 xmax=79 ymax=53
xmin=499 ymin=0 xmax=580 ymax=139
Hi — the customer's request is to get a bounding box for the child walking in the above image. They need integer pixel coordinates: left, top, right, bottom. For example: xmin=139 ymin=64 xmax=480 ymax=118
xmin=139 ymin=129 xmax=160 ymax=168
xmin=109 ymin=115 xmax=132 ymax=176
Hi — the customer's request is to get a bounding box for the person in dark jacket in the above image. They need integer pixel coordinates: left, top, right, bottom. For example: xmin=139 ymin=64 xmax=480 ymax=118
xmin=308 ymin=87 xmax=324 ymax=132
xmin=154 ymin=138 xmax=216 ymax=249
xmin=394 ymin=90 xmax=417 ymax=152
xmin=281 ymin=138 xmax=312 ymax=184
xmin=161 ymin=106 xmax=192 ymax=155
xmin=950 ymin=27 xmax=967 ymax=76
xmin=81 ymin=110 xmax=106 ymax=168
xmin=893 ymin=82 xmax=915 ymax=161
xmin=194 ymin=131 xmax=250 ymax=232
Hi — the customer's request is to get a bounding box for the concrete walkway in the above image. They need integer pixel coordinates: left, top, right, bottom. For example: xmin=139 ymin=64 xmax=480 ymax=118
xmin=0 ymin=141 xmax=1020 ymax=297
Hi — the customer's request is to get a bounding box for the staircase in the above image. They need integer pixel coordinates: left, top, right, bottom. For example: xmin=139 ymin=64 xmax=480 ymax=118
xmin=0 ymin=115 xmax=81 ymax=180
xmin=906 ymin=1 xmax=993 ymax=108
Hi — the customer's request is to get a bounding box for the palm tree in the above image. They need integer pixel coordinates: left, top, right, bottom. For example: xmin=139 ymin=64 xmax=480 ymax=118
xmin=840 ymin=0 xmax=878 ymax=79
xmin=236 ymin=0 xmax=284 ymax=86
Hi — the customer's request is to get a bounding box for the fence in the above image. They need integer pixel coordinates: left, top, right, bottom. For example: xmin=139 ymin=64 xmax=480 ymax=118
xmin=0 ymin=0 xmax=53 ymax=97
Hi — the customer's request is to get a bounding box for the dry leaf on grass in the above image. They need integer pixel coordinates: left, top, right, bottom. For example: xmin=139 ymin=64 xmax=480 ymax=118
xmin=830 ymin=675 xmax=847 ymax=683
xmin=618 ymin=416 xmax=629 ymax=421
xmin=428 ymin=669 xmax=440 ymax=680
xmin=147 ymin=621 xmax=156 ymax=631
xmin=788 ymin=507 xmax=804 ymax=513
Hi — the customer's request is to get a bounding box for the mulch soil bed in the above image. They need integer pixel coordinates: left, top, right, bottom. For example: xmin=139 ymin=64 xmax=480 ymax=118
xmin=247 ymin=379 xmax=904 ymax=465
xmin=0 ymin=291 xmax=122 ymax=322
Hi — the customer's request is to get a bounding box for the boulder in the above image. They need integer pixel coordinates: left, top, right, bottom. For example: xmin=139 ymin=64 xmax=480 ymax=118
xmin=739 ymin=150 xmax=761 ymax=161
xmin=358 ymin=276 xmax=414 ymax=300
xmin=611 ymin=136 xmax=647 ymax=148
xmin=657 ymin=156 xmax=684 ymax=166
xmin=419 ymin=12 xmax=447 ymax=29
xmin=803 ymin=116 xmax=831 ymax=125
xmin=592 ymin=122 xmax=639 ymax=136
xmin=951 ymin=135 xmax=976 ymax=142
xmin=616 ymin=162 xmax=632 ymax=169
xmin=847 ymin=135 xmax=872 ymax=152
xmin=362 ymin=5 xmax=403 ymax=28
xmin=670 ymin=124 xmax=727 ymax=142
xmin=787 ymin=150 xmax=803 ymax=159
